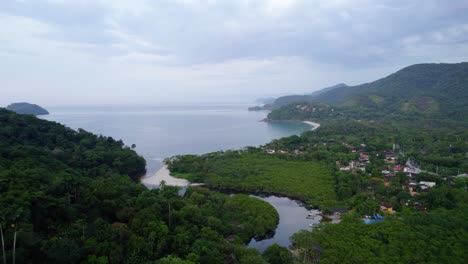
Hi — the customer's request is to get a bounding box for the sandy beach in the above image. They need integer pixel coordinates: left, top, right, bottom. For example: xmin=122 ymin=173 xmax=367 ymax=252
xmin=302 ymin=121 xmax=320 ymax=130
xmin=141 ymin=164 xmax=189 ymax=187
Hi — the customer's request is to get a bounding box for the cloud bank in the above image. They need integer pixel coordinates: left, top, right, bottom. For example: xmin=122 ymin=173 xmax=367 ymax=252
xmin=1 ymin=0 xmax=467 ymax=105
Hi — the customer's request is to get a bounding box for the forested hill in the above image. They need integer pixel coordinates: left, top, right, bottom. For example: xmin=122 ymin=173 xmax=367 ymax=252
xmin=0 ymin=109 xmax=282 ymax=263
xmin=268 ymin=62 xmax=468 ymax=121
xmin=314 ymin=63 xmax=468 ymax=117
xmin=0 ymin=108 xmax=146 ymax=180
xmin=249 ymin=83 xmax=347 ymax=111
xmin=6 ymin=102 xmax=49 ymax=115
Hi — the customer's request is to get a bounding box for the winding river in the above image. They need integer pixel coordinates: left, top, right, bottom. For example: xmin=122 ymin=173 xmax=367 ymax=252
xmin=141 ymin=166 xmax=322 ymax=251
xmin=247 ymin=195 xmax=321 ymax=251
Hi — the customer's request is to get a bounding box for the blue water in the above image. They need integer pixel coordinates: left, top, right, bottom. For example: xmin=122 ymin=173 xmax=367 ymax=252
xmin=41 ymin=103 xmax=311 ymax=174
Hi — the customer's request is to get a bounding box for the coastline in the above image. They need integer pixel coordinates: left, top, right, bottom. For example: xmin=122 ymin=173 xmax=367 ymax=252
xmin=261 ymin=118 xmax=320 ymax=131
xmin=141 ymin=164 xmax=189 ymax=188
xmin=302 ymin=121 xmax=320 ymax=130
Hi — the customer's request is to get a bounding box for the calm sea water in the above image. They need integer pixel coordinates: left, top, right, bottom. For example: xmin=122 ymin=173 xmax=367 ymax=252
xmin=41 ymin=103 xmax=314 ymax=251
xmin=41 ymin=103 xmax=310 ymax=174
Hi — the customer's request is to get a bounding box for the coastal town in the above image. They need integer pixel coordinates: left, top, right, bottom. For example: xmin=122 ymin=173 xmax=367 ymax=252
xmin=261 ymin=137 xmax=465 ymax=225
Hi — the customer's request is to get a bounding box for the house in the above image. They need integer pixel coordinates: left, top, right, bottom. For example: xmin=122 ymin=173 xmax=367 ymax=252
xmin=409 ymin=187 xmax=419 ymax=196
xmin=404 ymin=167 xmax=420 ymax=176
xmin=393 ymin=165 xmax=403 ymax=171
xmin=380 ymin=202 xmax=395 ymax=214
xmin=420 ymin=181 xmax=436 ymax=188
xmin=293 ymin=149 xmax=304 ymax=155
xmin=409 ymin=180 xmax=418 ymax=186
xmin=359 ymin=152 xmax=370 ymax=162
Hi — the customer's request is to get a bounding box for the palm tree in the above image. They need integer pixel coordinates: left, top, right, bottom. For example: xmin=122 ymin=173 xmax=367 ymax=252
xmin=0 ymin=222 xmax=6 ymax=264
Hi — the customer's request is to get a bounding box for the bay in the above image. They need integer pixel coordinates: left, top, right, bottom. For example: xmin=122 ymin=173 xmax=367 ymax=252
xmin=41 ymin=103 xmax=311 ymax=174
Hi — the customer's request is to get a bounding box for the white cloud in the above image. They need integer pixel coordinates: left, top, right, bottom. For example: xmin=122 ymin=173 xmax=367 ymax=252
xmin=0 ymin=0 xmax=468 ymax=105
xmin=262 ymin=0 xmax=300 ymax=17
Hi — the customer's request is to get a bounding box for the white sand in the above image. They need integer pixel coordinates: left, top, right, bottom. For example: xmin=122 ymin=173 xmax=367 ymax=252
xmin=141 ymin=164 xmax=189 ymax=187
xmin=302 ymin=121 xmax=320 ymax=130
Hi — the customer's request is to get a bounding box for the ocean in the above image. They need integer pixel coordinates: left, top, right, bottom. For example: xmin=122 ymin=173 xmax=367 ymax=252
xmin=41 ymin=103 xmax=311 ymax=174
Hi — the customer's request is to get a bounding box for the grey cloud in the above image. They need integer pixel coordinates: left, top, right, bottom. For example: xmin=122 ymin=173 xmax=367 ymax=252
xmin=0 ymin=0 xmax=467 ymax=105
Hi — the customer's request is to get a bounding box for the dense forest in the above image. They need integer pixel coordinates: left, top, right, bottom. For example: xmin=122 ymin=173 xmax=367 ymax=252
xmin=168 ymin=152 xmax=336 ymax=207
xmin=0 ymin=109 xmax=283 ymax=263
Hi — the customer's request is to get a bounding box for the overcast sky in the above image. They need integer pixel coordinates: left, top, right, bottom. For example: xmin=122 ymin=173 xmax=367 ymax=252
xmin=1 ymin=0 xmax=467 ymax=106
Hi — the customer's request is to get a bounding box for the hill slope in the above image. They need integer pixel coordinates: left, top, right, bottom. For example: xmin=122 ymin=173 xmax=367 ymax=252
xmin=268 ymin=63 xmax=468 ymax=121
xmin=312 ymin=63 xmax=468 ymax=120
xmin=249 ymin=83 xmax=347 ymax=111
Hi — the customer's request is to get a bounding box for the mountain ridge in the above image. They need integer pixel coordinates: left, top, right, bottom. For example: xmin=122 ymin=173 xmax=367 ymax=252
xmin=266 ymin=62 xmax=468 ymax=121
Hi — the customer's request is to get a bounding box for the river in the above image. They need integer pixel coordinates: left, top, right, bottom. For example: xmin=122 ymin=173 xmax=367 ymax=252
xmin=248 ymin=195 xmax=321 ymax=251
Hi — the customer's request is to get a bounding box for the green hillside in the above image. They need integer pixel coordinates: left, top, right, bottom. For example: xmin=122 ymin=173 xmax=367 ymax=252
xmin=249 ymin=84 xmax=348 ymax=111
xmin=267 ymin=63 xmax=468 ymax=121
xmin=312 ymin=63 xmax=468 ymax=120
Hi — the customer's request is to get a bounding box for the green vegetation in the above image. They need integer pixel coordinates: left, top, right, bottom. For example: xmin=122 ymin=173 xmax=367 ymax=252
xmin=0 ymin=109 xmax=279 ymax=263
xmin=5 ymin=102 xmax=49 ymax=115
xmin=267 ymin=103 xmax=340 ymax=121
xmin=168 ymin=152 xmax=336 ymax=207
xmin=262 ymin=244 xmax=293 ymax=264
xmin=172 ymin=62 xmax=468 ymax=263
xmin=291 ymin=200 xmax=467 ymax=263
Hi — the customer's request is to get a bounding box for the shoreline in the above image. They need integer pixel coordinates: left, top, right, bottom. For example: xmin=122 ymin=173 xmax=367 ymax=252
xmin=141 ymin=164 xmax=190 ymax=188
xmin=261 ymin=118 xmax=321 ymax=131
xmin=302 ymin=121 xmax=320 ymax=130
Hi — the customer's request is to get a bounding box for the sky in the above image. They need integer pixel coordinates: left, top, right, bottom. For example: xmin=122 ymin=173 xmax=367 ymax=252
xmin=1 ymin=0 xmax=468 ymax=106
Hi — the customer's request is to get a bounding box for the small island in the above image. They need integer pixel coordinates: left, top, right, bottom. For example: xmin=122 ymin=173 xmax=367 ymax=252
xmin=6 ymin=102 xmax=49 ymax=115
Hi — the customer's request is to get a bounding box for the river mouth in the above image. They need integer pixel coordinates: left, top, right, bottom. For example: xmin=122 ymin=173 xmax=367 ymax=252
xmin=143 ymin=165 xmax=324 ymax=252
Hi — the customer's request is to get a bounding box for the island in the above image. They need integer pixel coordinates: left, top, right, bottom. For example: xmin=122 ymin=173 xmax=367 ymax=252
xmin=6 ymin=102 xmax=49 ymax=115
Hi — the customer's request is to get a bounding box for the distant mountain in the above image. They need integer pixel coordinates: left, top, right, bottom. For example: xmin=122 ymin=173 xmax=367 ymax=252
xmin=6 ymin=102 xmax=49 ymax=115
xmin=268 ymin=62 xmax=468 ymax=121
xmin=308 ymin=83 xmax=348 ymax=97
xmin=255 ymin=97 xmax=276 ymax=104
xmin=311 ymin=63 xmax=468 ymax=119
xmin=248 ymin=83 xmax=348 ymax=111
